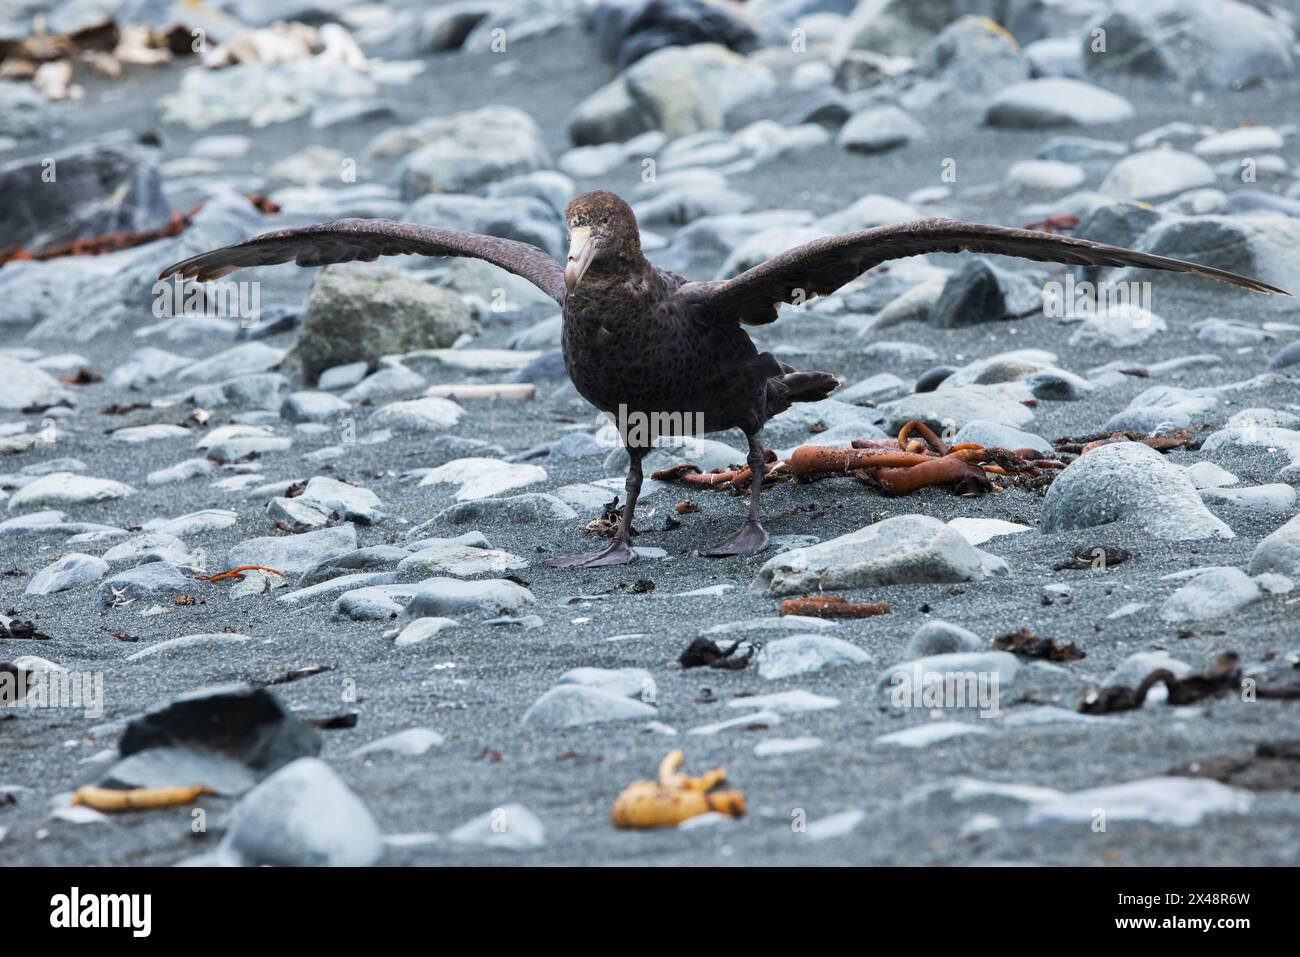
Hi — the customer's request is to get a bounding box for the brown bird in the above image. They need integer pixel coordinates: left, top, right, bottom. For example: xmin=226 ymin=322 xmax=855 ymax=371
xmin=159 ymin=189 xmax=1288 ymax=568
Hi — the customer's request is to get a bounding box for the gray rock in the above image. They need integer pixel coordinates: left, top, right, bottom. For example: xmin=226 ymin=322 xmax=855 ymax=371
xmin=621 ymin=43 xmax=776 ymax=139
xmin=298 ymin=476 xmax=384 ymax=524
xmin=277 ymin=572 xmax=398 ymax=605
xmin=0 ymin=355 xmax=70 ymax=411
xmin=757 ymin=634 xmax=871 ymax=680
xmin=318 ymin=362 xmax=369 ymax=390
xmin=1025 ymin=369 xmax=1093 ymax=401
xmin=862 ymin=341 xmax=939 ymax=365
xmin=221 ymin=758 xmax=383 ymax=867
xmin=101 ymin=747 xmax=257 ymax=797
xmin=1194 ymin=318 xmax=1272 ymax=347
xmin=298 ymin=271 xmax=475 ymax=382
xmin=522 ymin=685 xmax=656 ymax=728
xmin=1102 ymin=385 xmax=1217 ymax=433
xmin=1105 ymin=651 xmax=1191 ymax=690
xmin=423 ymin=493 xmax=578 ymax=530
xmin=398 ymin=542 xmax=526 ymax=577
xmin=0 ymin=79 xmax=51 ymax=141
xmin=930 ymin=258 xmax=1043 ymax=327
xmin=1041 ymin=441 xmax=1233 ymax=541
xmin=0 ymin=144 xmax=169 ymax=252
xmin=1067 ymin=304 xmax=1166 ymax=348
xmin=985 ymin=78 xmax=1134 ymax=128
xmin=281 ymin=391 xmax=351 ymax=423
xmin=837 ymin=105 xmax=925 ymax=154
xmin=101 ymin=533 xmax=194 ymax=567
xmin=125 ymin=631 xmax=252 ymax=660
xmin=753 ymin=514 xmax=1006 ymax=596
xmin=837 ymin=372 xmax=908 ymax=404
xmin=1249 ymin=514 xmax=1300 ymax=578
xmin=1081 ymin=0 xmax=1294 ymax=91
xmin=914 ymin=365 xmax=956 ymax=393
xmin=94 ymin=563 xmax=191 ymax=607
xmin=226 ymin=525 xmax=359 ymax=576
xmin=447 ymin=803 xmax=545 ymax=850
xmin=403 ymin=578 xmax=536 ymax=617
xmin=175 ymin=343 xmax=286 ymax=383
xmin=349 ymin=728 xmax=444 ymax=758
xmin=26 ymin=553 xmax=108 ymax=595
xmin=299 ymin=545 xmax=410 ymax=586
xmin=120 ymin=683 xmax=319 ymax=780
xmin=566 ymin=77 xmax=651 ymax=146
xmin=878 ymin=651 xmax=1020 ymax=692
xmin=109 ymin=347 xmax=195 ymax=389
xmin=187 ymin=374 xmax=291 ymax=412
xmin=904 ymin=620 xmax=984 ymax=657
xmin=396 ymin=105 xmax=552 ymax=199
xmin=1267 ymin=340 xmax=1300 ymax=371
xmin=559 ymin=667 xmax=654 ymax=700
xmin=1099 ymin=149 xmax=1215 ymax=201
xmin=204 ymin=435 xmax=292 ymax=462
xmin=878 ymin=384 xmax=1034 ymax=433
xmin=341 ymin=365 xmax=427 ymax=402
xmin=1160 ymin=567 xmax=1263 ymax=622
xmin=1024 ymin=776 xmax=1252 ymax=827
xmin=332 ymin=585 xmax=409 ymax=621
xmin=1200 ymin=484 xmax=1297 ymax=516
xmin=369 ymin=396 xmax=465 ymax=433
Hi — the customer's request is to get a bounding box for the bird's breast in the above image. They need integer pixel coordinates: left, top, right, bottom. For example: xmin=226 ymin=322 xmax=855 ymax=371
xmin=561 ymin=298 xmax=759 ymax=419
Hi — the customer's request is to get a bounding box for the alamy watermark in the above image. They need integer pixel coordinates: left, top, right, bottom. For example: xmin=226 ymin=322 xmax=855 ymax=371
xmin=889 ymin=665 xmax=1001 ymax=718
xmin=596 ymin=404 xmax=707 ymax=448
xmin=1 ymin=669 xmax=104 ymax=719
xmin=151 ymin=276 xmax=261 ymax=328
xmin=1043 ymin=275 xmax=1153 ymax=319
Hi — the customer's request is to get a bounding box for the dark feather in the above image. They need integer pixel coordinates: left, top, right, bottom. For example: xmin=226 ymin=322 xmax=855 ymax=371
xmin=157 ymin=218 xmax=567 ymax=305
xmin=676 ymin=218 xmax=1291 ymax=325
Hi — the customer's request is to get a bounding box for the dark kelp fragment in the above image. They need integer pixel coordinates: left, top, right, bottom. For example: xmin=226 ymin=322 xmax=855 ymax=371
xmin=778 ymin=595 xmax=890 ymax=619
xmin=1052 ymin=546 xmax=1133 ymax=571
xmin=1081 ymin=653 xmax=1241 ymax=714
xmin=1170 ymin=740 xmax=1300 ymax=791
xmin=993 ymin=628 xmax=1085 ymax=661
xmin=679 ymin=638 xmax=755 ymax=670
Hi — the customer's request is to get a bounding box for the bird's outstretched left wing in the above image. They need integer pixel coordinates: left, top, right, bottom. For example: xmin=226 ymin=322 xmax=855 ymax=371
xmin=158 ymin=218 xmax=567 ymax=305
xmin=674 ymin=218 xmax=1289 ymax=326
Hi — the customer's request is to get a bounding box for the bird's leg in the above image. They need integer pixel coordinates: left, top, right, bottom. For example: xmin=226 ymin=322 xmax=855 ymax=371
xmin=700 ymin=432 xmax=771 ymax=558
xmin=544 ymin=447 xmax=645 ymax=568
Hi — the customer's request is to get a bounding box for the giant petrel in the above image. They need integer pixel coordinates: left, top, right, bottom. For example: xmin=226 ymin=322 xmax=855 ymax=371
xmin=160 ymin=190 xmax=1288 ymax=567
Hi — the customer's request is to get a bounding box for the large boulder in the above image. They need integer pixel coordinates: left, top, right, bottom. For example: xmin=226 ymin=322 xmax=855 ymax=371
xmin=0 ymin=143 xmax=171 ymax=253
xmin=395 ymin=106 xmax=552 ymax=199
xmin=570 ymin=43 xmax=775 ymax=144
xmin=1040 ymin=442 xmax=1233 ymax=542
xmin=1080 ymin=0 xmax=1295 ymax=91
xmin=589 ymin=0 xmax=761 ymax=68
xmin=296 ymin=268 xmax=476 ymax=382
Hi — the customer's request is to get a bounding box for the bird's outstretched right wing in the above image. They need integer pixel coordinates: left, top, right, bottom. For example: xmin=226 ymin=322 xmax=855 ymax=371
xmin=675 ymin=218 xmax=1290 ymax=326
xmin=158 ymin=218 xmax=567 ymax=305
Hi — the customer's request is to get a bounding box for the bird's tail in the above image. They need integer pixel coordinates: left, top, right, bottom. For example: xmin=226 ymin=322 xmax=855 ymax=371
xmin=765 ymin=370 xmax=839 ymax=417
xmin=781 ymin=371 xmax=840 ymax=403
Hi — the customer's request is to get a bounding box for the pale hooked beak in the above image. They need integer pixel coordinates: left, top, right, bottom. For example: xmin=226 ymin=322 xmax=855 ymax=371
xmin=564 ymin=227 xmax=596 ymax=294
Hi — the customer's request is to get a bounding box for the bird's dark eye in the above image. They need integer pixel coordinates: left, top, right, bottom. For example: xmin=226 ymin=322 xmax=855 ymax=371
xmin=602 ymin=213 xmax=613 ymax=224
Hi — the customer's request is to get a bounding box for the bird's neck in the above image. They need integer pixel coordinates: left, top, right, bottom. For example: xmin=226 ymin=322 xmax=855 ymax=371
xmin=569 ymin=250 xmax=654 ymax=306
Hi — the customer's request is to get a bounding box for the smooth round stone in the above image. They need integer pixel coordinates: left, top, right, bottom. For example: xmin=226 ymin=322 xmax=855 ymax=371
xmin=914 ymin=365 xmax=957 ymax=393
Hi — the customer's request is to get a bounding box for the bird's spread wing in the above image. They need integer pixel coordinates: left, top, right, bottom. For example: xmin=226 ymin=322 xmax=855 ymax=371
xmin=158 ymin=218 xmax=567 ymax=305
xmin=675 ymin=218 xmax=1290 ymax=326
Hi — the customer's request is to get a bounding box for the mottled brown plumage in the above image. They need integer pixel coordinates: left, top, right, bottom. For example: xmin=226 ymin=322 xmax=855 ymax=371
xmin=158 ymin=189 xmax=1289 ymax=567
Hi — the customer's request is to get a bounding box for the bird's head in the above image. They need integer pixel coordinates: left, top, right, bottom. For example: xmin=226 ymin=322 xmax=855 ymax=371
xmin=563 ymin=190 xmax=641 ymax=294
